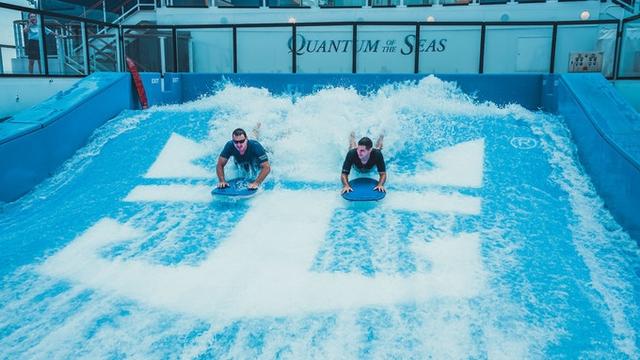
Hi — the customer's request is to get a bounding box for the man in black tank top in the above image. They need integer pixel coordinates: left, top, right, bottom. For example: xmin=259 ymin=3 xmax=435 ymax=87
xmin=341 ymin=134 xmax=386 ymax=194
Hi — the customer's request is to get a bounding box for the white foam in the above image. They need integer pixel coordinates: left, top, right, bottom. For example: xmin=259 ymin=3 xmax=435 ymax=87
xmin=145 ymin=133 xmax=214 ymax=179
xmin=534 ymin=115 xmax=640 ymax=357
xmin=152 ymin=77 xmax=527 ymax=184
xmin=397 ymin=139 xmax=485 ymax=188
xmin=124 ymin=185 xmax=213 ymax=203
xmin=384 ymin=191 xmax=481 ymax=215
xmin=41 ymin=190 xmax=486 ymax=319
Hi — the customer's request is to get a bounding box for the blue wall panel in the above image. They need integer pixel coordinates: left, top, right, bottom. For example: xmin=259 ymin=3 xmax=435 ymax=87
xmin=551 ymin=74 xmax=640 ymax=242
xmin=179 ymin=73 xmax=542 ymax=110
xmin=0 ymin=73 xmax=133 ymax=202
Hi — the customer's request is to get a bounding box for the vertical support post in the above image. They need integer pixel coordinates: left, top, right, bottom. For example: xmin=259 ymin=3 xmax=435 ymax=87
xmin=56 ymin=36 xmax=64 ymax=74
xmin=292 ymin=24 xmax=297 ymax=73
xmin=39 ymin=14 xmax=49 ymax=75
xmin=233 ymin=26 xmax=237 ymax=73
xmin=82 ymin=21 xmax=90 ymax=75
xmin=478 ymin=23 xmax=486 ymax=74
xmin=414 ymin=23 xmax=420 ymax=74
xmin=188 ymin=38 xmax=194 ymax=72
xmin=14 ymin=21 xmax=23 ymax=58
xmin=613 ymin=20 xmax=623 ymax=80
xmin=159 ymin=35 xmax=166 ymax=76
xmin=172 ymin=27 xmax=178 ymax=72
xmin=352 ymin=24 xmax=357 ymax=73
xmin=102 ymin=0 xmax=107 ymax=23
xmin=117 ymin=25 xmax=124 ymax=72
xmin=549 ymin=24 xmax=557 ymax=74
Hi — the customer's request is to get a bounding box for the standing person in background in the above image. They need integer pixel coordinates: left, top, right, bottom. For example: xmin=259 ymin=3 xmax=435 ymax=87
xmin=23 ymin=13 xmax=53 ymax=74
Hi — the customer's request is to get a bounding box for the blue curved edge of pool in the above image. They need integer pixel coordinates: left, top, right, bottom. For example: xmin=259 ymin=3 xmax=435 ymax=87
xmin=0 ymin=72 xmax=638 ymax=242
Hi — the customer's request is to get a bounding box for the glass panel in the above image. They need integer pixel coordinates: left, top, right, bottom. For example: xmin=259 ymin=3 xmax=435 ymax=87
xmin=40 ymin=0 xmax=91 ymax=20
xmin=215 ymin=0 xmax=261 ymax=7
xmin=46 ymin=16 xmax=85 ymax=75
xmin=86 ymin=23 xmax=119 ymax=72
xmin=237 ymin=27 xmax=291 ymax=73
xmin=167 ymin=0 xmax=210 ymax=7
xmin=419 ymin=26 xmax=480 ymax=73
xmin=371 ymin=0 xmax=400 ymax=6
xmin=357 ymin=26 xmax=414 ymax=73
xmin=619 ymin=19 xmax=640 ymax=78
xmin=484 ymin=25 xmax=553 ymax=73
xmin=404 ymin=0 xmax=435 ymax=5
xmin=554 ymin=24 xmax=616 ymax=78
xmin=124 ymin=28 xmax=174 ymax=72
xmin=268 ymin=0 xmax=308 ymax=7
xmin=319 ymin=0 xmax=366 ymax=7
xmin=178 ymin=28 xmax=233 ymax=72
xmin=0 ymin=8 xmax=20 ymax=74
xmin=296 ymin=26 xmax=352 ymax=73
xmin=441 ymin=0 xmax=471 ymax=4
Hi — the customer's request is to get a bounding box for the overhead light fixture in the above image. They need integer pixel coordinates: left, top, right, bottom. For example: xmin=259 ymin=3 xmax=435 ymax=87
xmin=580 ymin=10 xmax=590 ymax=20
xmin=426 ymin=16 xmax=435 ymax=22
xmin=288 ymin=17 xmax=297 ymax=24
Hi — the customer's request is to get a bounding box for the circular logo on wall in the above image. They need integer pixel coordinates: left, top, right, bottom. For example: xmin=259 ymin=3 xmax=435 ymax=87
xmin=510 ymin=137 xmax=538 ymax=150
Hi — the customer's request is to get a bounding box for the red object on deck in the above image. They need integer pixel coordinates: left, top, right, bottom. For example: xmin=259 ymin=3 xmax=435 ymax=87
xmin=126 ymin=57 xmax=148 ymax=110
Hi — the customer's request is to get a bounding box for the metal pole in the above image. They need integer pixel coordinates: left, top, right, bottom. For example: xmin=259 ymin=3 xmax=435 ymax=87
xmin=352 ymin=24 xmax=357 ymax=73
xmin=56 ymin=36 xmax=63 ymax=74
xmin=39 ymin=14 xmax=49 ymax=75
xmin=172 ymin=27 xmax=178 ymax=72
xmin=82 ymin=21 xmax=90 ymax=74
xmin=233 ymin=26 xmax=237 ymax=73
xmin=117 ymin=25 xmax=123 ymax=72
xmin=478 ymin=24 xmax=486 ymax=74
xmin=549 ymin=24 xmax=557 ymax=74
xmin=13 ymin=21 xmax=21 ymax=58
xmin=102 ymin=0 xmax=107 ymax=23
xmin=292 ymin=24 xmax=297 ymax=73
xmin=613 ymin=19 xmax=622 ymax=80
xmin=414 ymin=23 xmax=420 ymax=74
xmin=188 ymin=38 xmax=193 ymax=72
xmin=159 ymin=35 xmax=166 ymax=76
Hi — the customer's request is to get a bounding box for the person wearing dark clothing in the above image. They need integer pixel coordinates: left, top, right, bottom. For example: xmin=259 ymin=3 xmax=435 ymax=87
xmin=23 ymin=13 xmax=54 ymax=74
xmin=341 ymin=134 xmax=386 ymax=194
xmin=341 ymin=147 xmax=385 ymax=175
xmin=216 ymin=128 xmax=270 ymax=190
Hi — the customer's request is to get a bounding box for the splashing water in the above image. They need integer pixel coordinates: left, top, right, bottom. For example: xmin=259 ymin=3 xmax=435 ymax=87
xmin=1 ymin=76 xmax=639 ymax=358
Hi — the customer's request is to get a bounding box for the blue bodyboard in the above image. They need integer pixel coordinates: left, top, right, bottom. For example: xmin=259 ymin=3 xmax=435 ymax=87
xmin=341 ymin=177 xmax=385 ymax=202
xmin=211 ymin=178 xmax=258 ymax=198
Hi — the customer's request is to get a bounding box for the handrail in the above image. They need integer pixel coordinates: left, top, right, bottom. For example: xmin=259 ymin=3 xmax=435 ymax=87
xmin=118 ymin=19 xmax=620 ymax=29
xmin=1 ymin=0 xmax=638 ymax=79
xmin=0 ymin=2 xmax=115 ymax=27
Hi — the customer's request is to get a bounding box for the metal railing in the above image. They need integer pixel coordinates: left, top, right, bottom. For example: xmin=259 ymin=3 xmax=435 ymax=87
xmin=1 ymin=1 xmax=640 ymax=79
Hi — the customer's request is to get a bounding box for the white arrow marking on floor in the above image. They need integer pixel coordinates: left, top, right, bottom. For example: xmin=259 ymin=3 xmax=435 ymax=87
xmin=41 ymin=190 xmax=485 ymax=319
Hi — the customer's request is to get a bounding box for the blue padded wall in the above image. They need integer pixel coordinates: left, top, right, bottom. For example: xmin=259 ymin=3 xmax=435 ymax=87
xmin=179 ymin=73 xmax=542 ymax=110
xmin=549 ymin=74 xmax=640 ymax=241
xmin=0 ymin=73 xmax=133 ymax=202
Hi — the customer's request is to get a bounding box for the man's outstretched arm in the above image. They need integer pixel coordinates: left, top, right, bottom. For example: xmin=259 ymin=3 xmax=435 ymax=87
xmin=249 ymin=161 xmax=271 ymax=189
xmin=216 ymin=156 xmax=229 ymax=188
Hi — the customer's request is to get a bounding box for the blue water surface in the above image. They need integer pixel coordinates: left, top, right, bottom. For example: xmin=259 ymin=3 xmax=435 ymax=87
xmin=1 ymin=79 xmax=639 ymax=358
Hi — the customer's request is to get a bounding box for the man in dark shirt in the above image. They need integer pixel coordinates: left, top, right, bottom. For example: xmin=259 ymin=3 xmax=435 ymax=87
xmin=341 ymin=134 xmax=386 ymax=194
xmin=216 ymin=128 xmax=270 ymax=190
